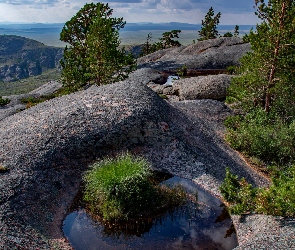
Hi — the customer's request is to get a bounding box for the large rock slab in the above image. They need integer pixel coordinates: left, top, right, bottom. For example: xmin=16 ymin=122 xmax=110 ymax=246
xmin=137 ymin=37 xmax=250 ymax=70
xmin=0 ymin=81 xmax=171 ymax=248
xmin=0 ymin=80 xmax=269 ymax=248
xmin=173 ymin=74 xmax=233 ymax=100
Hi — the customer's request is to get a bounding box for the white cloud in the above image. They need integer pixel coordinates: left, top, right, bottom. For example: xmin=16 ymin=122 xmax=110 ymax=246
xmin=0 ymin=0 xmax=259 ymax=24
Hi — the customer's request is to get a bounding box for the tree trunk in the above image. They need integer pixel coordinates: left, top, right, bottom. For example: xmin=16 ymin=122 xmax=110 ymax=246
xmin=265 ymin=1 xmax=286 ymax=112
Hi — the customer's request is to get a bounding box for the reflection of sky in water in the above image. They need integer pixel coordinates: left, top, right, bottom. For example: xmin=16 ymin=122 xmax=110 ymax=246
xmin=164 ymin=75 xmax=179 ymax=87
xmin=63 ymin=176 xmax=237 ymax=250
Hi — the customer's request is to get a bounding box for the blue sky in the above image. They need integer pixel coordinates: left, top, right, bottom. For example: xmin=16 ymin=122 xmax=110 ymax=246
xmin=0 ymin=0 xmax=260 ymax=24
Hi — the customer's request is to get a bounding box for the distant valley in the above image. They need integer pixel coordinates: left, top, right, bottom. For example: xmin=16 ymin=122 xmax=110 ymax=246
xmin=0 ymin=35 xmax=62 ymax=95
xmin=0 ymin=35 xmax=63 ymax=82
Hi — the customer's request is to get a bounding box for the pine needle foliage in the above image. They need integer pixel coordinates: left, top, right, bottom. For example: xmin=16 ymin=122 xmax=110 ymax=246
xmin=60 ymin=2 xmax=136 ymax=92
xmin=227 ymin=0 xmax=295 ymax=115
xmin=198 ymin=7 xmax=221 ymax=41
xmin=220 ymin=167 xmax=295 ymax=217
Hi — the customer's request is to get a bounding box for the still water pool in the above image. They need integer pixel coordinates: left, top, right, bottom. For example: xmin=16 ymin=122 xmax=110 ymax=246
xmin=63 ymin=176 xmax=238 ymax=250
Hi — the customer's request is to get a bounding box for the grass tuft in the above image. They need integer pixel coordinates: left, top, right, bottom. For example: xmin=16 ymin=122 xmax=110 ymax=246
xmin=83 ymin=153 xmax=186 ymax=222
xmin=0 ymin=96 xmax=10 ymax=106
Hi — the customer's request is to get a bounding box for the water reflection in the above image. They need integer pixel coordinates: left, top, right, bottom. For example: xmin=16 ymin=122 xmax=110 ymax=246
xmin=164 ymin=75 xmax=179 ymax=86
xmin=63 ymin=176 xmax=238 ymax=250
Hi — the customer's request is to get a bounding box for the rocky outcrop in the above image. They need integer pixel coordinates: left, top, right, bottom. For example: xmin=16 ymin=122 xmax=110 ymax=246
xmin=137 ymin=37 xmax=250 ymax=70
xmin=0 ymin=35 xmax=63 ymax=82
xmin=0 ymin=37 xmax=293 ymax=249
xmin=0 ymin=80 xmax=269 ymax=248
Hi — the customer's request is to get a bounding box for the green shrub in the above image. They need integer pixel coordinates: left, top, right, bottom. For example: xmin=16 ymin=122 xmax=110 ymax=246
xmin=176 ymin=65 xmax=188 ymax=77
xmin=226 ymin=65 xmax=237 ymax=75
xmin=225 ymin=110 xmax=295 ymax=165
xmin=220 ymin=168 xmax=257 ymax=214
xmin=83 ymin=153 xmax=186 ymax=222
xmin=220 ymin=167 xmax=295 ymax=217
xmin=0 ymin=96 xmax=10 ymax=106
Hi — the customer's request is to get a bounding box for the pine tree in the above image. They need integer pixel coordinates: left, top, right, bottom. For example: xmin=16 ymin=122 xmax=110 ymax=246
xmin=60 ymin=3 xmax=136 ymax=92
xmin=159 ymin=30 xmax=181 ymax=48
xmin=227 ymin=0 xmax=295 ymax=117
xmin=233 ymin=25 xmax=239 ymax=37
xmin=198 ymin=7 xmax=221 ymax=41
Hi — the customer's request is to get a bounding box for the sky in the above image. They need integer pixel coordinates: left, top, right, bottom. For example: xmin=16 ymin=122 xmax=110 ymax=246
xmin=0 ymin=0 xmax=260 ymax=25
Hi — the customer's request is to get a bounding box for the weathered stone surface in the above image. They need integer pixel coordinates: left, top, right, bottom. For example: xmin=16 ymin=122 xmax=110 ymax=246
xmin=147 ymin=82 xmax=166 ymax=94
xmin=232 ymin=214 xmax=295 ymax=249
xmin=0 ymin=37 xmax=293 ymax=249
xmin=0 ymin=81 xmax=171 ymax=248
xmin=27 ymin=80 xmax=62 ymax=96
xmin=173 ymin=74 xmax=233 ymax=100
xmin=137 ymin=37 xmax=250 ymax=71
xmin=123 ymin=67 xmax=167 ymax=84
xmin=0 ymin=81 xmax=268 ymax=248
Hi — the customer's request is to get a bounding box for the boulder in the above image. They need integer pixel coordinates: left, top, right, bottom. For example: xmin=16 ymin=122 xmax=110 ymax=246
xmin=137 ymin=37 xmax=251 ymax=71
xmin=173 ymin=74 xmax=233 ymax=100
xmin=123 ymin=67 xmax=167 ymax=84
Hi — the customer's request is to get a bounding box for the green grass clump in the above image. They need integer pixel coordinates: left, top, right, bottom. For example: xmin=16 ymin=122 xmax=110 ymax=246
xmin=83 ymin=153 xmax=186 ymax=222
xmin=0 ymin=96 xmax=10 ymax=106
xmin=20 ymin=87 xmax=71 ymax=108
xmin=220 ymin=167 xmax=295 ymax=217
xmin=158 ymin=94 xmax=168 ymax=99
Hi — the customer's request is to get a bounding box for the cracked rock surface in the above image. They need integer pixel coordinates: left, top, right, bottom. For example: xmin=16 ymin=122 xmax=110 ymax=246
xmin=137 ymin=37 xmax=251 ymax=71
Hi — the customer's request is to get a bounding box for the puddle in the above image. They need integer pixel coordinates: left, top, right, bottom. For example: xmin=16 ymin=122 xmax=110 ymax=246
xmin=164 ymin=75 xmax=179 ymax=86
xmin=63 ymin=175 xmax=238 ymax=250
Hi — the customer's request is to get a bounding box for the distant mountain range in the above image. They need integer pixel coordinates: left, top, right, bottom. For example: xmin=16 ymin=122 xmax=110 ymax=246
xmin=0 ymin=23 xmax=256 ymax=47
xmin=0 ymin=35 xmax=63 ymax=82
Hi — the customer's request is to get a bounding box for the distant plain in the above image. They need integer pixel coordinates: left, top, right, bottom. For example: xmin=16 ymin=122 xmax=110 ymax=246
xmin=0 ymin=23 xmax=255 ymax=47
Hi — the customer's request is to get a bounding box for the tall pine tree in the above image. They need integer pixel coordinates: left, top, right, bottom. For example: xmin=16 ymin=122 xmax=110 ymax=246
xmin=60 ymin=3 xmax=136 ymax=92
xmin=227 ymin=0 xmax=295 ymax=118
xmin=198 ymin=7 xmax=221 ymax=41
